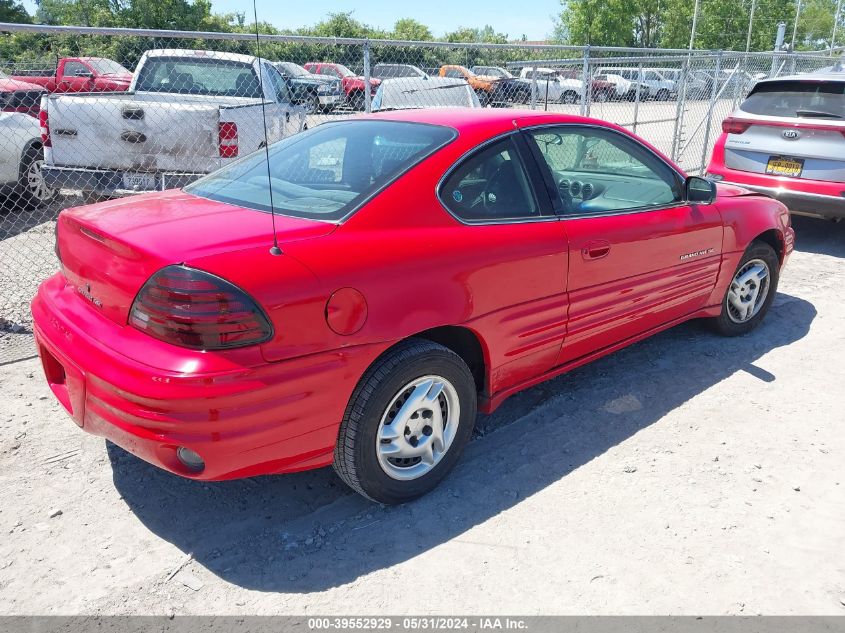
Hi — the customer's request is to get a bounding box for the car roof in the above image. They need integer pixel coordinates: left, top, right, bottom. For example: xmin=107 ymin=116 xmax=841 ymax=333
xmin=757 ymin=73 xmax=845 ymax=84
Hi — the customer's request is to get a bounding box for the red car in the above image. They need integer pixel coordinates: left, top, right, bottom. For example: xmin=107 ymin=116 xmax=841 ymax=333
xmin=706 ymin=73 xmax=845 ymax=220
xmin=0 ymin=72 xmax=45 ymax=117
xmin=303 ymin=62 xmax=380 ymax=110
xmin=10 ymin=57 xmax=132 ymax=94
xmin=33 ymin=109 xmax=793 ymax=504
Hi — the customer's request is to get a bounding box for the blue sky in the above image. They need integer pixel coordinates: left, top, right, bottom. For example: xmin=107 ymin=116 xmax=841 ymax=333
xmin=21 ymin=0 xmax=563 ymax=41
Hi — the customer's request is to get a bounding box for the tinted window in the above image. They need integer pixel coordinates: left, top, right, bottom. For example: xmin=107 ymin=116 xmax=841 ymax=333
xmin=740 ymin=80 xmax=845 ymax=119
xmin=528 ymin=127 xmax=681 ymax=214
xmin=186 ymin=121 xmax=455 ymax=221
xmin=439 ymin=137 xmax=540 ymax=222
xmin=135 ymin=57 xmax=261 ymax=97
xmin=63 ymin=61 xmax=89 ymax=77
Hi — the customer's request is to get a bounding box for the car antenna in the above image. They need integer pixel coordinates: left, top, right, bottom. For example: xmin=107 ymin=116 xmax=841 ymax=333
xmin=252 ymin=0 xmax=282 ymax=256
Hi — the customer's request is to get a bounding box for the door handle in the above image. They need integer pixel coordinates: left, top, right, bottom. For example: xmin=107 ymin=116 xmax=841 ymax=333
xmin=581 ymin=240 xmax=611 ymax=260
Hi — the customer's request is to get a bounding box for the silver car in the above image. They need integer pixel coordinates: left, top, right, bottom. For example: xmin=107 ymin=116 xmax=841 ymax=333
xmin=706 ymin=74 xmax=845 ymax=220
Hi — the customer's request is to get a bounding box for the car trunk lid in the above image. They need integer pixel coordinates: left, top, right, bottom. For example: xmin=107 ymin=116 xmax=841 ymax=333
xmin=57 ymin=190 xmax=334 ymax=326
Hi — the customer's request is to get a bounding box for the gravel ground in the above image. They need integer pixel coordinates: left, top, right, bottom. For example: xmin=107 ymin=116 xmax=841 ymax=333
xmin=0 ymin=215 xmax=843 ymax=615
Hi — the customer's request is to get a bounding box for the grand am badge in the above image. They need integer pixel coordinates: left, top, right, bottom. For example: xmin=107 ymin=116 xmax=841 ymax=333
xmin=679 ymin=248 xmax=715 ymax=261
xmin=78 ymin=283 xmax=103 ymax=308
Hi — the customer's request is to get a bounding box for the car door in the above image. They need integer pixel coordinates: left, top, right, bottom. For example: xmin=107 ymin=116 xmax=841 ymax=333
xmin=523 ymin=125 xmax=724 ymax=365
xmin=60 ymin=60 xmax=93 ymax=93
xmin=437 ymin=133 xmax=570 ymax=393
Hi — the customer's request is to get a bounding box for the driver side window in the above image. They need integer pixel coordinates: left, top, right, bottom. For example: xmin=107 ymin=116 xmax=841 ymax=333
xmin=529 ymin=127 xmax=681 ymax=215
xmin=439 ymin=136 xmax=539 ymax=223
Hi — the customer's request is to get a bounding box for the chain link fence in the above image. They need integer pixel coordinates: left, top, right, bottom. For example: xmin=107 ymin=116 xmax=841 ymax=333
xmin=0 ymin=22 xmax=838 ymax=363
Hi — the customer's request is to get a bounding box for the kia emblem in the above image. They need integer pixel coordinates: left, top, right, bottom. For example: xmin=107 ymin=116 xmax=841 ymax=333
xmin=782 ymin=129 xmax=800 ymax=140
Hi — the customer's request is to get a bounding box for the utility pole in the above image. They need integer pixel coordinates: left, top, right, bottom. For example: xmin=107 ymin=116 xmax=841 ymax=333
xmin=689 ymin=0 xmax=701 ymax=50
xmin=771 ymin=21 xmax=786 ymax=76
xmin=832 ymin=0 xmax=843 ymax=55
xmin=791 ymin=0 xmax=803 ymax=51
xmin=745 ymin=0 xmax=758 ymax=52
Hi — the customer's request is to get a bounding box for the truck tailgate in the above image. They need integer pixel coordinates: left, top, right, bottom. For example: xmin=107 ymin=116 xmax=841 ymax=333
xmin=47 ymin=93 xmax=223 ymax=173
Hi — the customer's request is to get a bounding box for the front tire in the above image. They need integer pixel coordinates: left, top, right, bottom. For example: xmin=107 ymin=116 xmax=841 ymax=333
xmin=333 ymin=339 xmax=477 ymax=504
xmin=711 ymin=241 xmax=779 ymax=336
xmin=561 ymin=91 xmax=578 ymax=104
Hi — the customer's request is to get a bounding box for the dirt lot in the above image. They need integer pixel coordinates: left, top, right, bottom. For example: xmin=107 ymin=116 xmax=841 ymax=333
xmin=0 ymin=215 xmax=843 ymax=615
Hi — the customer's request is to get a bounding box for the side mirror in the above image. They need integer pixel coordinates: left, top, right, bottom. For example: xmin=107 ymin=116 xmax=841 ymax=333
xmin=685 ymin=176 xmax=717 ymax=204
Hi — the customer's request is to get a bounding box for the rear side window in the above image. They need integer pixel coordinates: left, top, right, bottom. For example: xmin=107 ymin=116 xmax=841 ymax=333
xmin=439 ymin=137 xmax=540 ymax=223
xmin=185 ymin=120 xmax=455 ymax=221
xmin=135 ymin=57 xmax=261 ymax=97
xmin=740 ymin=81 xmax=845 ymax=119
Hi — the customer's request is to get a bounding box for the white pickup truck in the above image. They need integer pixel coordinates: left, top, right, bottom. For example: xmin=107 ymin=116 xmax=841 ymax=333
xmin=41 ymin=49 xmax=306 ymax=197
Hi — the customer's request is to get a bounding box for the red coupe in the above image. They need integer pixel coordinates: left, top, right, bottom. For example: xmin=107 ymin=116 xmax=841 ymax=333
xmin=32 ymin=109 xmax=794 ymax=504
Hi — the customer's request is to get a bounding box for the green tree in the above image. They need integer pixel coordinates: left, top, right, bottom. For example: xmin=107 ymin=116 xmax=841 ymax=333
xmin=557 ymin=0 xmax=639 ymax=46
xmin=0 ymin=0 xmax=31 ymax=22
xmin=392 ymin=18 xmax=433 ymax=41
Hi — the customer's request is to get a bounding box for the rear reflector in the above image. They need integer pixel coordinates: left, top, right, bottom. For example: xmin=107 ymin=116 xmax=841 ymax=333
xmin=129 ymin=265 xmax=272 ymax=350
xmin=218 ymin=122 xmax=238 ymax=158
xmin=722 ymin=118 xmax=752 ymax=134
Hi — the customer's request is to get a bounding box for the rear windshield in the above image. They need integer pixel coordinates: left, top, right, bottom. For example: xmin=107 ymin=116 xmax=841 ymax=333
xmin=87 ymin=58 xmax=130 ymax=75
xmin=135 ymin=57 xmax=261 ymax=98
xmin=185 ymin=120 xmax=456 ymax=221
xmin=740 ymin=80 xmax=845 ymax=119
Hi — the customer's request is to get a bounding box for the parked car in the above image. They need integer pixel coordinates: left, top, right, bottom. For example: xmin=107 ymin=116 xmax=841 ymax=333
xmin=0 ymin=112 xmax=56 ymax=206
xmin=0 ymin=71 xmax=45 ymax=117
xmin=471 ymin=66 xmax=532 ymax=104
xmin=518 ymin=67 xmax=583 ymax=104
xmin=372 ymin=77 xmax=481 ymax=111
xmin=592 ymin=73 xmax=648 ymax=101
xmin=652 ymin=67 xmax=710 ymax=100
xmin=41 ymin=49 xmax=305 ymax=198
xmin=11 ymin=57 xmax=132 ymax=94
xmin=706 ymin=73 xmax=845 ymax=220
xmin=696 ymin=68 xmax=759 ymax=99
xmin=556 ymin=69 xmax=615 ymax=103
xmin=439 ymin=65 xmax=497 ymax=105
xmin=371 ymin=63 xmax=428 ymax=80
xmin=303 ymin=62 xmax=380 ymax=110
xmin=593 ymin=67 xmax=677 ymax=100
xmin=33 ymin=108 xmax=793 ymax=504
xmin=273 ymin=61 xmax=343 ymax=113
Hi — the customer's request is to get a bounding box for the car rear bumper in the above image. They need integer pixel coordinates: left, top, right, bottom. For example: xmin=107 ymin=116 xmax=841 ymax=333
xmin=43 ymin=165 xmax=206 ymax=196
xmin=31 ymin=273 xmax=383 ymax=480
xmin=707 ymin=167 xmax=845 ymax=219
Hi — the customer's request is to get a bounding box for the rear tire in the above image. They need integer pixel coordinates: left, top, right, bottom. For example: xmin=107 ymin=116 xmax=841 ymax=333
xmin=17 ymin=146 xmax=57 ymax=208
xmin=657 ymin=89 xmax=670 ymax=101
xmin=710 ymin=242 xmax=779 ymax=336
xmin=349 ymin=90 xmax=365 ymax=110
xmin=333 ymin=338 xmax=477 ymax=504
xmin=561 ymin=91 xmax=578 ymax=104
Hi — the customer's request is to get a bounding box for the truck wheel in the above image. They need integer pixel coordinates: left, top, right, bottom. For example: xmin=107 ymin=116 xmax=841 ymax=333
xmin=349 ymin=91 xmax=365 ymax=110
xmin=710 ymin=241 xmax=779 ymax=337
xmin=594 ymin=90 xmax=609 ymax=103
xmin=657 ymin=89 xmax=670 ymax=101
xmin=333 ymin=338 xmax=477 ymax=504
xmin=561 ymin=91 xmax=578 ymax=104
xmin=18 ymin=146 xmax=57 ymax=208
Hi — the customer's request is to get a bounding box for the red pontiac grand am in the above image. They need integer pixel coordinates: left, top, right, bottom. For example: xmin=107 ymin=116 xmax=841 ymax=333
xmin=33 ymin=109 xmax=794 ymax=504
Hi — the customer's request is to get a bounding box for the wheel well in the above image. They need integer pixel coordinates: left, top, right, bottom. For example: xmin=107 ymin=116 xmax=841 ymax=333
xmin=18 ymin=140 xmax=42 ymax=176
xmin=753 ymin=229 xmax=785 ymax=263
xmin=415 ymin=326 xmax=486 ymax=395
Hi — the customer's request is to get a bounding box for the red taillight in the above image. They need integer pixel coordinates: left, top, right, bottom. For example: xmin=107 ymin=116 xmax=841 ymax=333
xmin=39 ymin=109 xmax=51 ymax=147
xmin=129 ymin=265 xmax=272 ymax=350
xmin=218 ymin=122 xmax=238 ymax=158
xmin=722 ymin=117 xmax=752 ymax=135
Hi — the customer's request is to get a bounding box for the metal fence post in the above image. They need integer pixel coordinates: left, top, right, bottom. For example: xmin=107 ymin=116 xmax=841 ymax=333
xmin=633 ymin=61 xmax=643 ymax=134
xmin=363 ymin=39 xmax=372 ymax=113
xmin=670 ymin=58 xmax=688 ymax=163
xmin=530 ymin=63 xmax=538 ymax=110
xmin=700 ymin=50 xmax=723 ymax=176
xmin=580 ymin=45 xmax=591 ymax=116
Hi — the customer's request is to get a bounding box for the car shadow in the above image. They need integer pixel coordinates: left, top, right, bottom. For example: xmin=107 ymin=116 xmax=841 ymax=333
xmin=792 ymin=215 xmax=845 ymax=258
xmin=108 ymin=291 xmax=815 ymax=592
